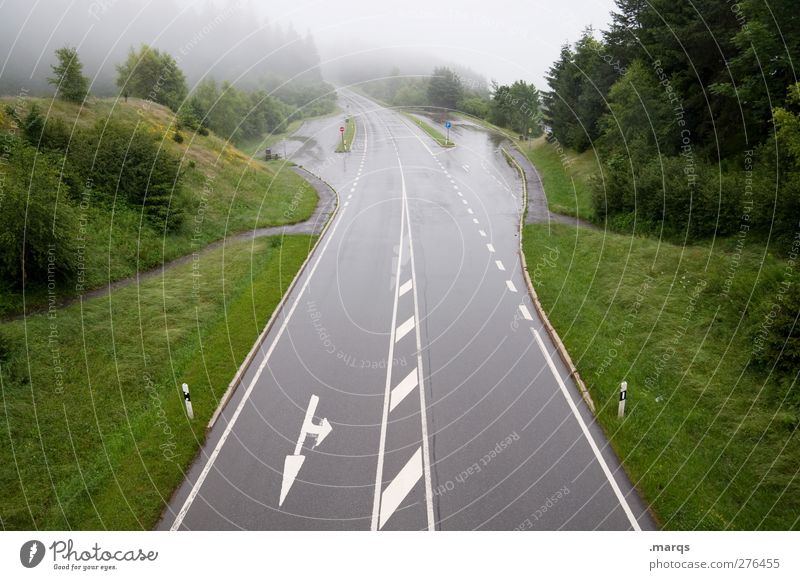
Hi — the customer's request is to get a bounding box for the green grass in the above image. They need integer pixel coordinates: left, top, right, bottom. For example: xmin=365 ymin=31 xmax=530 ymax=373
xmin=0 ymin=97 xmax=317 ymax=316
xmin=523 ymin=224 xmax=799 ymax=529
xmin=0 ymin=234 xmax=316 ymax=529
xmin=520 ymin=136 xmax=596 ymax=220
xmin=404 ymin=113 xmax=455 ymax=147
xmin=335 ymin=116 xmax=356 ymax=153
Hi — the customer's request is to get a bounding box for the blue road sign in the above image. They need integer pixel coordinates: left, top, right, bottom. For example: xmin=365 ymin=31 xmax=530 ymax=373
xmin=445 ymin=121 xmax=452 ymax=129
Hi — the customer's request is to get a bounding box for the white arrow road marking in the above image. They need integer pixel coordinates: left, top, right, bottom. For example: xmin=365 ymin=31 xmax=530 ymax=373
xmin=531 ymin=328 xmax=642 ymax=531
xmin=519 ymin=304 xmax=533 ymax=321
xmin=379 ymin=448 xmax=423 ymax=529
xmin=389 ymin=368 xmax=419 ymax=412
xmin=506 ymin=280 xmax=518 ymax=292
xmin=279 ymin=394 xmax=333 ymax=506
xmin=399 ymin=279 xmax=412 ymax=297
xmin=395 ymin=316 xmax=415 ymax=343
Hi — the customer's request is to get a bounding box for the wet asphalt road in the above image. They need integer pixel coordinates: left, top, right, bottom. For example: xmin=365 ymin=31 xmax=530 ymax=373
xmin=160 ymin=90 xmax=656 ymax=531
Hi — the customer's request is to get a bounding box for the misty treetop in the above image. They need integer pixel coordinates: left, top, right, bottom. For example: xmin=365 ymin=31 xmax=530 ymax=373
xmin=48 ymin=46 xmax=90 ymax=103
xmin=116 ymin=45 xmax=188 ymax=111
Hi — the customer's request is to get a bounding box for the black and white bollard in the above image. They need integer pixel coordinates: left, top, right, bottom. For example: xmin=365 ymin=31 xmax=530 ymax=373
xmin=618 ymin=381 xmax=627 ymax=419
xmin=182 ymin=383 xmax=194 ymax=420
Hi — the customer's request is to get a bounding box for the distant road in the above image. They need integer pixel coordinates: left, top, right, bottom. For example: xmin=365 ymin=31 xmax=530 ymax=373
xmin=161 ymin=90 xmax=655 ymax=530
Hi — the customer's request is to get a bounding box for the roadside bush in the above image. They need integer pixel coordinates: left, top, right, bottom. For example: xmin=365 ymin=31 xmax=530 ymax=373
xmin=68 ymin=120 xmax=186 ymax=230
xmin=0 ymin=138 xmax=78 ymax=287
xmin=751 ymin=280 xmax=800 ymax=377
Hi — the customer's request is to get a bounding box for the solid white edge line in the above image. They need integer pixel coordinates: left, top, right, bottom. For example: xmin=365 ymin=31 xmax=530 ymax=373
xmin=531 ymin=328 xmax=642 ymax=531
xmin=171 ymin=201 xmax=350 ymax=531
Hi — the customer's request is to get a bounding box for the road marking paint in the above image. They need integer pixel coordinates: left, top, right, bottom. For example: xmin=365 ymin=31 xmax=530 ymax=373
xmin=453 ymin=185 xmax=459 ymax=190
xmin=462 ymin=164 xmax=470 ymax=172
xmin=379 ymin=448 xmax=423 ymax=529
xmin=486 ymin=243 xmax=495 ymax=253
xmin=395 ymin=316 xmax=415 ymax=343
xmin=457 ymin=191 xmax=463 ymax=197
xmin=344 ymin=201 xmax=349 ymax=207
xmin=479 ymin=230 xmax=486 ymax=237
xmin=399 ymin=279 xmax=412 ymax=297
xmin=531 ymin=328 xmax=642 ymax=531
xmin=506 ymin=280 xmax=518 ymax=292
xmin=496 ymin=260 xmax=505 ymax=271
xmin=169 ymin=191 xmax=354 ymax=530
xmin=348 ymin=194 xmax=352 ymax=199
xmin=473 ymin=218 xmax=479 ymax=224
xmin=461 ymin=199 xmax=468 ymax=205
xmin=351 ymin=187 xmax=356 ymax=192
xmin=449 ymin=179 xmax=455 ymax=184
xmin=519 ymin=304 xmax=533 ymax=320
xmin=467 ymin=208 xmax=474 ymax=214
xmin=389 ymin=368 xmax=419 ymax=412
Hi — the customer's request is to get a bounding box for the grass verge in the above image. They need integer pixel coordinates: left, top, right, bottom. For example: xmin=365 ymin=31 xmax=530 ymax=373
xmin=522 ymin=224 xmax=799 ymax=529
xmin=335 ymin=116 xmax=356 ymax=153
xmin=0 ymin=234 xmax=315 ymax=529
xmin=0 ymin=97 xmax=318 ymax=317
xmin=404 ymin=113 xmax=455 ymax=147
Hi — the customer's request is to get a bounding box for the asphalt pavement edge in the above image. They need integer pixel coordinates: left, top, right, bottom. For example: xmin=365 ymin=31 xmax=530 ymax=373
xmin=206 ymin=168 xmax=341 ymax=430
xmin=502 ymin=147 xmax=596 ymax=413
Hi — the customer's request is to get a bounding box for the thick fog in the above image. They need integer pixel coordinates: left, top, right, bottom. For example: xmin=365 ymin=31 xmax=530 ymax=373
xmin=0 ymin=0 xmax=615 ymax=95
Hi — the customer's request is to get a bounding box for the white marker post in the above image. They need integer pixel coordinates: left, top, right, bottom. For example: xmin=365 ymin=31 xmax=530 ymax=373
xmin=182 ymin=383 xmax=194 ymax=420
xmin=618 ymin=381 xmax=627 ymax=419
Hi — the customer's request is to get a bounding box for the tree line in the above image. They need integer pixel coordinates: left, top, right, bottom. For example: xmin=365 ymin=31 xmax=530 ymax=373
xmin=542 ymin=0 xmax=799 ymax=244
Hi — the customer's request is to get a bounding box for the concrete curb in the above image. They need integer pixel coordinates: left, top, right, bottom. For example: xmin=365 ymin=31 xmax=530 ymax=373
xmin=206 ymin=167 xmax=341 ymax=430
xmin=502 ymin=147 xmax=596 ymax=414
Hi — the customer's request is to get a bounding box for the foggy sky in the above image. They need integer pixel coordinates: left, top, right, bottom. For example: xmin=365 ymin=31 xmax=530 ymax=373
xmin=0 ymin=0 xmax=617 ymax=93
xmin=254 ymin=0 xmax=618 ymax=88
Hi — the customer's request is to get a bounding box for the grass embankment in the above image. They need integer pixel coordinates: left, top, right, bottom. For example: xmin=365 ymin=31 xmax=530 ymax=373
xmin=522 ymin=141 xmax=799 ymax=530
xmin=518 ymin=136 xmax=595 ymax=220
xmin=404 ymin=113 xmax=455 ymax=147
xmin=0 ymin=234 xmax=316 ymax=529
xmin=335 ymin=116 xmax=356 ymax=153
xmin=0 ymin=97 xmax=317 ymax=316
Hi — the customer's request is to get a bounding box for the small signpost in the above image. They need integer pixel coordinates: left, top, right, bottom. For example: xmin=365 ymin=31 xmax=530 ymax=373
xmin=528 ymin=126 xmax=533 ymax=151
xmin=182 ymin=383 xmax=194 ymax=420
xmin=339 ymin=125 xmax=345 ymax=151
xmin=618 ymin=381 xmax=628 ymax=419
xmin=445 ymin=120 xmax=452 ymax=145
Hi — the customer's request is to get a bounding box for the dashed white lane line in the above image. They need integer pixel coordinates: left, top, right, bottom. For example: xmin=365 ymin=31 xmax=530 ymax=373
xmin=453 ymin=185 xmax=459 ymax=190
xmin=519 ymin=304 xmax=533 ymax=320
xmin=473 ymin=218 xmax=479 ymax=224
xmin=344 ymin=201 xmax=349 ymax=207
xmin=479 ymin=230 xmax=487 ymax=237
xmin=399 ymin=279 xmax=413 ymax=297
xmin=486 ymin=243 xmax=495 ymax=253
xmin=496 ymin=260 xmax=505 ymax=271
xmin=351 ymin=187 xmax=356 ymax=193
xmin=389 ymin=368 xmax=419 ymax=412
xmin=531 ymin=328 xmax=642 ymax=531
xmin=467 ymin=208 xmax=474 ymax=215
xmin=506 ymin=280 xmax=518 ymax=292
xmin=379 ymin=447 xmax=423 ymax=529
xmin=461 ymin=199 xmax=468 ymax=205
xmin=457 ymin=191 xmax=463 ymax=197
xmin=395 ymin=316 xmax=415 ymax=343
xmin=347 ymin=194 xmax=353 ymax=200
